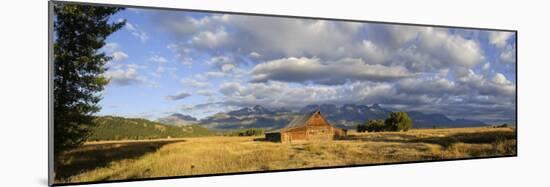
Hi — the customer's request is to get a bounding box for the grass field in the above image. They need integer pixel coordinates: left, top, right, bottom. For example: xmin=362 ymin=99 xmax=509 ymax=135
xmin=55 ymin=127 xmax=516 ymax=184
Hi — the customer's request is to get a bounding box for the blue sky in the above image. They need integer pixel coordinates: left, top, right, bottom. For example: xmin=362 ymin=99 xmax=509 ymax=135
xmin=94 ymin=7 xmax=516 ymax=123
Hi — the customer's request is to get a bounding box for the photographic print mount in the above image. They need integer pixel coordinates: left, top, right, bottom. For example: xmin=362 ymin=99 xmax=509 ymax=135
xmin=49 ymin=0 xmax=517 ymax=186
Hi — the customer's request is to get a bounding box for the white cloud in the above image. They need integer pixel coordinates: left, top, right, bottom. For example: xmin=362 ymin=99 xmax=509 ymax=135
xmin=157 ymin=14 xmax=365 ymax=60
xmin=205 ymin=71 xmax=227 ymax=78
xmin=149 ymin=55 xmax=168 ymax=64
xmin=418 ymin=27 xmax=485 ymax=68
xmin=492 ymin=73 xmax=512 ymax=85
xmin=101 ymin=42 xmax=128 ymax=62
xmin=167 ymin=43 xmax=194 ymax=65
xmin=397 ymin=76 xmax=458 ymax=95
xmin=191 ymin=28 xmax=228 ymax=49
xmin=166 ymin=92 xmax=191 ymax=101
xmin=500 ymin=44 xmax=516 ymax=64
xmin=181 ymin=78 xmax=209 ymax=88
xmin=208 ymin=55 xmax=234 ymax=65
xmin=251 ymin=57 xmax=413 ymax=85
xmin=219 ymin=82 xmax=242 ymax=96
xmin=125 ymin=22 xmax=149 ymax=43
xmin=157 ymin=13 xmax=487 ymax=78
xmin=111 ymin=51 xmax=128 ymax=61
xmin=102 ymin=43 xmax=120 ymax=53
xmin=482 ymin=63 xmax=491 ymax=71
xmin=457 ymin=70 xmax=515 ymax=97
xmin=249 ymin=52 xmax=262 ymax=58
xmin=489 ymin=32 xmax=513 ymax=48
xmin=104 ymin=64 xmax=143 ymax=86
xmin=218 ymin=81 xmax=421 ymax=109
xmin=360 ymin=40 xmax=389 ymax=64
xmin=206 ymin=55 xmax=241 ymax=73
xmin=181 ymin=57 xmax=193 ymax=65
xmin=221 ymin=63 xmax=236 ymax=73
xmin=196 ymin=89 xmax=214 ymax=96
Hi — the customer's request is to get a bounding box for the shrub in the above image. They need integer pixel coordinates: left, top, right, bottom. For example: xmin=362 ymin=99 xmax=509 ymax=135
xmin=366 ymin=119 xmax=386 ymax=132
xmin=357 ymin=124 xmax=367 ymax=133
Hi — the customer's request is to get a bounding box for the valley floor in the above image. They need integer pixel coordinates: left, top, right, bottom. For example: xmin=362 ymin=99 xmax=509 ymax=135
xmin=54 ymin=127 xmax=516 ymax=184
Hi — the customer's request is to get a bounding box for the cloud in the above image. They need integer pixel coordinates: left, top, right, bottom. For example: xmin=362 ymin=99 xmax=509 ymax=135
xmin=181 ymin=78 xmax=209 ymax=88
xmin=104 ymin=64 xmax=143 ymax=86
xmin=147 ymin=11 xmax=515 ymax=122
xmin=166 ymin=92 xmax=191 ymax=101
xmin=500 ymin=44 xmax=516 ymax=64
xmin=102 ymin=43 xmax=120 ymax=53
xmin=125 ymin=22 xmax=149 ymax=43
xmin=482 ymin=63 xmax=491 ymax=70
xmin=489 ymin=31 xmax=514 ymax=48
xmin=217 ymin=80 xmax=431 ymax=109
xmin=196 ymin=89 xmax=214 ymax=96
xmin=249 ymin=52 xmax=262 ymax=58
xmin=207 ymin=55 xmax=236 ymax=69
xmin=101 ymin=42 xmax=128 ymax=62
xmin=205 ymin=71 xmax=226 ymax=78
xmin=149 ymin=55 xmax=168 ymax=64
xmin=167 ymin=43 xmax=195 ymax=65
xmin=155 ymin=13 xmax=365 ymax=60
xmin=417 ymin=27 xmax=485 ymax=68
xmin=363 ymin=26 xmax=485 ymax=71
xmin=396 ymin=76 xmax=458 ymax=95
xmin=191 ymin=28 xmax=229 ymax=49
xmin=179 ymin=102 xmax=240 ymax=119
xmin=219 ymin=82 xmax=242 ymax=96
xmin=111 ymin=51 xmax=128 ymax=61
xmin=366 ymin=24 xmax=421 ymax=49
xmin=156 ymin=13 xmax=486 ymax=76
xmin=221 ymin=63 xmax=236 ymax=73
xmin=492 ymin=73 xmax=511 ymax=85
xmin=251 ymin=57 xmax=413 ymax=85
xmin=457 ymin=70 xmax=515 ymax=97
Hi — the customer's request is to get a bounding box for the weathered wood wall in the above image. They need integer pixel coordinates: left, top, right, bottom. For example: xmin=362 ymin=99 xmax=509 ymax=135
xmin=268 ymin=111 xmax=348 ymax=143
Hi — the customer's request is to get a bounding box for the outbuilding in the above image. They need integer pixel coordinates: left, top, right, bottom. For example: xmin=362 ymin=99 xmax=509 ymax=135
xmin=265 ymin=110 xmax=347 ymax=143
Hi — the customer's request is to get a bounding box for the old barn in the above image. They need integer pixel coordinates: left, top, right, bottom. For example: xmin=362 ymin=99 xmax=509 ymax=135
xmin=265 ymin=110 xmax=347 ymax=143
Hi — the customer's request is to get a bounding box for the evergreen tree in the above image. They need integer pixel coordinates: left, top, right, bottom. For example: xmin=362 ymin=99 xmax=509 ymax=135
xmin=53 ymin=3 xmax=124 ymax=157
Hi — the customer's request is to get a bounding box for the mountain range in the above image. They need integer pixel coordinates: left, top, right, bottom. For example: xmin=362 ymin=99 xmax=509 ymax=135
xmin=158 ymin=104 xmax=487 ymax=131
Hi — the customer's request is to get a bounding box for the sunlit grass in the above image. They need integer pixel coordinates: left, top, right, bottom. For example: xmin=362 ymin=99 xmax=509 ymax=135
xmin=55 ymin=127 xmax=516 ymax=184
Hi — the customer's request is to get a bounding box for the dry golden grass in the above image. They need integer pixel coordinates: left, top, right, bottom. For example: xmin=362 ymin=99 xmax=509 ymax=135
xmin=55 ymin=127 xmax=516 ymax=184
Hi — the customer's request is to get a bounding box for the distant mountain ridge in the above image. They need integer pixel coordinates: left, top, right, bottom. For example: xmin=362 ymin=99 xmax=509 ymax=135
xmin=158 ymin=113 xmax=198 ymax=126
xmin=159 ymin=104 xmax=487 ymax=131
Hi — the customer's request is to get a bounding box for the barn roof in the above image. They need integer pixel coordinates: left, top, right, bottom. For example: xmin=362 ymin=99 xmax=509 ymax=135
xmin=283 ymin=110 xmax=322 ymax=129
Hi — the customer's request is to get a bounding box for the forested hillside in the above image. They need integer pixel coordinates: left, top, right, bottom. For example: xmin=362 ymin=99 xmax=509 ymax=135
xmin=87 ymin=116 xmax=212 ymax=141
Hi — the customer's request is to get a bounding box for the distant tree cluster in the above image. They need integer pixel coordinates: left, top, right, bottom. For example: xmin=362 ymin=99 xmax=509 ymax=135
xmin=357 ymin=112 xmax=413 ymax=132
xmin=226 ymin=128 xmax=265 ymax=136
xmin=357 ymin=119 xmax=385 ymax=132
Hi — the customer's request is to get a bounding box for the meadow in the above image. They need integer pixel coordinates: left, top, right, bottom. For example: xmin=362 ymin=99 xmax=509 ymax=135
xmin=55 ymin=127 xmax=516 ymax=184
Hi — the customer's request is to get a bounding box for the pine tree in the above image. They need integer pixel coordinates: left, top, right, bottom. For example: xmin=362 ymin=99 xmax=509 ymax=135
xmin=53 ymin=3 xmax=125 ymax=157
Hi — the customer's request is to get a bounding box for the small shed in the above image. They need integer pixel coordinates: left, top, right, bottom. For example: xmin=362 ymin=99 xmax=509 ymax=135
xmin=265 ymin=110 xmax=347 ymax=143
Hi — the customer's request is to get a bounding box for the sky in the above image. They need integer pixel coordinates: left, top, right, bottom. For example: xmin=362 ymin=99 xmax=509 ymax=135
xmin=94 ymin=7 xmax=516 ymax=123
